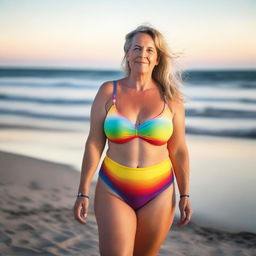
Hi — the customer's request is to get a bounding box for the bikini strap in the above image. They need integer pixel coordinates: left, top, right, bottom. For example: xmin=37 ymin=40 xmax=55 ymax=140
xmin=112 ymin=80 xmax=117 ymax=104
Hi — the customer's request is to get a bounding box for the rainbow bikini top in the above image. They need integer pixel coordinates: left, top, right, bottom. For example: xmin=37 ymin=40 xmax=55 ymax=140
xmin=104 ymin=81 xmax=174 ymax=146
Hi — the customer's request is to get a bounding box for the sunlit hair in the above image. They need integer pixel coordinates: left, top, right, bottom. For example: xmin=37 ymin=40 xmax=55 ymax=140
xmin=121 ymin=24 xmax=184 ymax=102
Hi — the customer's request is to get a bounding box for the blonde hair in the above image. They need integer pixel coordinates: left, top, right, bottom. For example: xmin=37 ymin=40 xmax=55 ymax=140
xmin=121 ymin=24 xmax=184 ymax=102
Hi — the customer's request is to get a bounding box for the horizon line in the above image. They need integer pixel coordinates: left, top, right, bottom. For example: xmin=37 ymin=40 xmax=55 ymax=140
xmin=0 ymin=65 xmax=256 ymax=72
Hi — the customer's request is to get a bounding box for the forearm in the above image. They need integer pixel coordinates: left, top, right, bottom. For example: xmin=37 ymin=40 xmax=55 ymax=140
xmin=78 ymin=138 xmax=106 ymax=194
xmin=170 ymin=146 xmax=190 ymax=195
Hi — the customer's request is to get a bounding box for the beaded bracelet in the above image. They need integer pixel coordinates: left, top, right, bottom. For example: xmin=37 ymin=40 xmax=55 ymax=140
xmin=77 ymin=192 xmax=90 ymax=199
xmin=180 ymin=194 xmax=190 ymax=198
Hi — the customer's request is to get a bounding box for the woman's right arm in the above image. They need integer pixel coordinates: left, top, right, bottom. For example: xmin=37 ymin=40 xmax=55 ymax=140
xmin=73 ymin=81 xmax=111 ymax=224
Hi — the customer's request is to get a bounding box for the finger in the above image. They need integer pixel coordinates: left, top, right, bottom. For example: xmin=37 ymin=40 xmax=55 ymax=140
xmin=177 ymin=211 xmax=185 ymax=226
xmin=74 ymin=206 xmax=87 ymax=224
xmin=180 ymin=209 xmax=192 ymax=226
xmin=177 ymin=217 xmax=187 ymax=227
xmin=177 ymin=205 xmax=191 ymax=226
xmin=185 ymin=212 xmax=192 ymax=224
xmin=182 ymin=215 xmax=191 ymax=226
xmin=177 ymin=219 xmax=186 ymax=226
xmin=81 ymin=207 xmax=88 ymax=218
xmin=76 ymin=212 xmax=87 ymax=224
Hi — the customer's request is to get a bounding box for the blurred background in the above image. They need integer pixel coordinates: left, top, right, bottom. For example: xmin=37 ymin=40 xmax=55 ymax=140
xmin=0 ymin=0 xmax=256 ymax=233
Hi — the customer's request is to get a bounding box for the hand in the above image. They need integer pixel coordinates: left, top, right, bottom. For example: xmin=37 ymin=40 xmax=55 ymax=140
xmin=73 ymin=197 xmax=89 ymax=224
xmin=177 ymin=197 xmax=192 ymax=227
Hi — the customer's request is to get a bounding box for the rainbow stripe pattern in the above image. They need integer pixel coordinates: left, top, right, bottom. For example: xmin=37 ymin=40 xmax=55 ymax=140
xmin=98 ymin=156 xmax=174 ymax=210
xmin=104 ymin=103 xmax=173 ymax=146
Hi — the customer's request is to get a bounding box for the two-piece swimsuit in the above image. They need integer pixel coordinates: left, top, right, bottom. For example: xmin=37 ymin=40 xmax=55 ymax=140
xmin=98 ymin=80 xmax=175 ymax=210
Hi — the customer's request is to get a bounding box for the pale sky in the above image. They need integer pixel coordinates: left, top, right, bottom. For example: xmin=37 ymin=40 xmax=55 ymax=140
xmin=0 ymin=0 xmax=255 ymax=70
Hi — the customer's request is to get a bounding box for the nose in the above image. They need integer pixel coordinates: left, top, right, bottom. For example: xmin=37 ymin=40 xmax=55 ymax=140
xmin=139 ymin=47 xmax=147 ymax=58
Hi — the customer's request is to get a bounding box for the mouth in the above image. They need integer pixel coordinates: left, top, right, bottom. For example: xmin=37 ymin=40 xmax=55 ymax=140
xmin=135 ymin=61 xmax=148 ymax=64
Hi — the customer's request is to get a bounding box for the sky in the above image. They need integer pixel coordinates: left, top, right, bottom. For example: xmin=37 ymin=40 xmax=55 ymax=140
xmin=0 ymin=0 xmax=255 ymax=70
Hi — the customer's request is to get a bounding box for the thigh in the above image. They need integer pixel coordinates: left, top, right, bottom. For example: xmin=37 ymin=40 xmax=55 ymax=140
xmin=94 ymin=178 xmax=137 ymax=256
xmin=133 ymin=183 xmax=176 ymax=256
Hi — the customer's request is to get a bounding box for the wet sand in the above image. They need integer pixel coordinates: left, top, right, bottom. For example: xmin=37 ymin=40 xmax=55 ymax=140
xmin=0 ymin=150 xmax=255 ymax=256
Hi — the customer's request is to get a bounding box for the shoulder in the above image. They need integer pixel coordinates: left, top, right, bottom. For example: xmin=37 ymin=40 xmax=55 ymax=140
xmin=90 ymin=81 xmax=115 ymax=116
xmin=93 ymin=80 xmax=114 ymax=103
xmin=97 ymin=80 xmax=114 ymax=95
xmin=166 ymin=96 xmax=185 ymax=116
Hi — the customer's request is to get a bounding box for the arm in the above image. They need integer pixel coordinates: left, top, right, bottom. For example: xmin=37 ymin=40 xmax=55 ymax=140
xmin=167 ymin=99 xmax=190 ymax=196
xmin=167 ymin=98 xmax=192 ymax=226
xmin=77 ymin=87 xmax=108 ymax=195
xmin=74 ymin=81 xmax=111 ymax=224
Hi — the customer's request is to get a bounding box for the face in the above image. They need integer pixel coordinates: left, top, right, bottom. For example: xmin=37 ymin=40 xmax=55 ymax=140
xmin=126 ymin=32 xmax=159 ymax=75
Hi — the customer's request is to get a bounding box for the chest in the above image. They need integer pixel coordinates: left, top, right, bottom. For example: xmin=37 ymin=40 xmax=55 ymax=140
xmin=114 ymin=90 xmax=165 ymax=125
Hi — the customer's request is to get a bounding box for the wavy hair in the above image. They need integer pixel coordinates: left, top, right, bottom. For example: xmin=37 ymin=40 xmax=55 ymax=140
xmin=121 ymin=24 xmax=184 ymax=102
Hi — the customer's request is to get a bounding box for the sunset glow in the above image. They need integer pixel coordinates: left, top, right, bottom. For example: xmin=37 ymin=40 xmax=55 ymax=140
xmin=0 ymin=0 xmax=255 ymax=69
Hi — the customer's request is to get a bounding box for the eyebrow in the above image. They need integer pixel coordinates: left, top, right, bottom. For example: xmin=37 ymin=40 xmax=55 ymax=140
xmin=134 ymin=44 xmax=155 ymax=49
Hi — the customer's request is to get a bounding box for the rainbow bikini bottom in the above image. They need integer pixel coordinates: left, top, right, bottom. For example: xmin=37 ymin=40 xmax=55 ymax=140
xmin=98 ymin=155 xmax=174 ymax=210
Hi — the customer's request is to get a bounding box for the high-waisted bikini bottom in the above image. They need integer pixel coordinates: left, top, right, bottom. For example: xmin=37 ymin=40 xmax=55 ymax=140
xmin=98 ymin=155 xmax=175 ymax=210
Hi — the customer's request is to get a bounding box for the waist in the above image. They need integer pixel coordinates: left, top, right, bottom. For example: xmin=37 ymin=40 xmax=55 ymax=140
xmin=106 ymin=145 xmax=170 ymax=167
xmin=103 ymin=155 xmax=172 ymax=171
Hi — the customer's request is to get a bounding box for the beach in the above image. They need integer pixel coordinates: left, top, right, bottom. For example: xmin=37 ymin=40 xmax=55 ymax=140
xmin=0 ymin=0 xmax=255 ymax=252
xmin=1 ymin=148 xmax=256 ymax=256
xmin=0 ymin=68 xmax=256 ymax=255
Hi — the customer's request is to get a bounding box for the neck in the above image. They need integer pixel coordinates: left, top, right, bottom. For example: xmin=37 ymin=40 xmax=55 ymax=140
xmin=127 ymin=71 xmax=154 ymax=91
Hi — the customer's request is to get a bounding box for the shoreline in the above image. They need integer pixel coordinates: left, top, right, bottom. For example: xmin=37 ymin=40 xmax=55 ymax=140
xmin=1 ymin=148 xmax=255 ymax=234
xmin=0 ymin=131 xmax=256 ymax=233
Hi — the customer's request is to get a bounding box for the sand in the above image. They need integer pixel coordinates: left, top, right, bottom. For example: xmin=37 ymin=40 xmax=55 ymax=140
xmin=0 ymin=150 xmax=255 ymax=256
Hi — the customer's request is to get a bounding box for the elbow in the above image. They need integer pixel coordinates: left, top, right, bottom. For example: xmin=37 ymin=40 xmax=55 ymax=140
xmin=86 ymin=134 xmax=106 ymax=152
xmin=169 ymin=143 xmax=189 ymax=159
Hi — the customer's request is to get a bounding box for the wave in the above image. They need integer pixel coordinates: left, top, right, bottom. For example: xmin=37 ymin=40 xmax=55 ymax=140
xmin=1 ymin=100 xmax=256 ymax=119
xmin=182 ymin=70 xmax=256 ymax=88
xmin=0 ymin=94 xmax=92 ymax=105
xmin=190 ymin=96 xmax=256 ymax=104
xmin=186 ymin=126 xmax=256 ymax=139
xmin=0 ymin=123 xmax=74 ymax=132
xmin=186 ymin=108 xmax=256 ymax=119
xmin=0 ymin=80 xmax=98 ymax=89
xmin=0 ymin=67 xmax=123 ymax=79
xmin=1 ymin=67 xmax=256 ymax=139
xmin=0 ymin=109 xmax=89 ymax=121
xmin=1 ymin=68 xmax=256 ymax=88
xmin=2 ymin=93 xmax=256 ymax=106
xmin=0 ymin=93 xmax=256 ymax=108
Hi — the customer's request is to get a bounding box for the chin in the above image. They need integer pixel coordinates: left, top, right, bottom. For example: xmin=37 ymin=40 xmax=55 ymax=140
xmin=132 ymin=67 xmax=150 ymax=74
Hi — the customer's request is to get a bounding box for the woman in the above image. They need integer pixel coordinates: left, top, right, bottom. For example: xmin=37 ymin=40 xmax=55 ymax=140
xmin=73 ymin=25 xmax=192 ymax=256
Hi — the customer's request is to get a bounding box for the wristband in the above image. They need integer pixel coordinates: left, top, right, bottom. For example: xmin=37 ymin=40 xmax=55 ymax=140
xmin=77 ymin=192 xmax=90 ymax=199
xmin=180 ymin=194 xmax=189 ymax=198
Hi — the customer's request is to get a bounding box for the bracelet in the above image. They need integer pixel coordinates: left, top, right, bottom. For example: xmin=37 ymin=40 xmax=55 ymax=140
xmin=77 ymin=192 xmax=90 ymax=199
xmin=180 ymin=194 xmax=190 ymax=198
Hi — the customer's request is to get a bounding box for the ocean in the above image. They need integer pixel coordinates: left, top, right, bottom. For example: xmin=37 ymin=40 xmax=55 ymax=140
xmin=0 ymin=67 xmax=256 ymax=233
xmin=0 ymin=68 xmax=255 ymax=138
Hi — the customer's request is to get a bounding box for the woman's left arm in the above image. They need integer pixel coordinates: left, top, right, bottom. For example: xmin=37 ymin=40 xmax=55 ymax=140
xmin=167 ymin=98 xmax=192 ymax=227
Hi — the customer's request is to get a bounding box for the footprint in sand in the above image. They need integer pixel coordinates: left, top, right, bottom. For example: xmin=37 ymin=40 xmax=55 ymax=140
xmin=5 ymin=229 xmax=15 ymax=235
xmin=17 ymin=223 xmax=35 ymax=231
xmin=0 ymin=232 xmax=12 ymax=244
xmin=18 ymin=205 xmax=27 ymax=211
xmin=19 ymin=239 xmax=29 ymax=245
xmin=28 ymin=181 xmax=42 ymax=190
xmin=18 ymin=196 xmax=33 ymax=202
xmin=51 ymin=188 xmax=60 ymax=193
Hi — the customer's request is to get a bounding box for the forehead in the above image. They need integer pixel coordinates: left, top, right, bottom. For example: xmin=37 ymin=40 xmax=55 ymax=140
xmin=131 ymin=32 xmax=156 ymax=48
